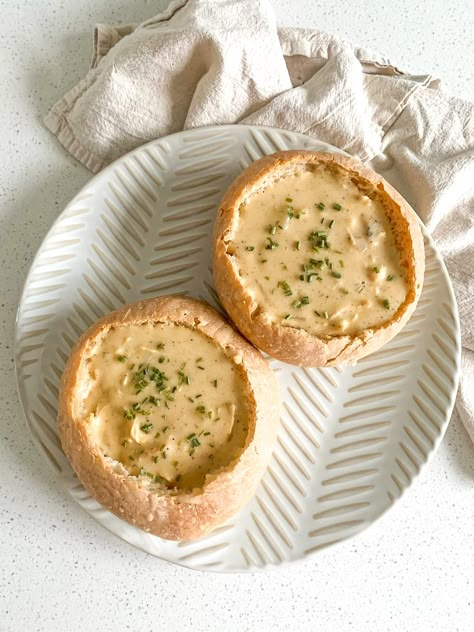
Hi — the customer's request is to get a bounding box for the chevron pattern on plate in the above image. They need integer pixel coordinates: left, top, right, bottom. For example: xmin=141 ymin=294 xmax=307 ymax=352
xmin=15 ymin=126 xmax=461 ymax=572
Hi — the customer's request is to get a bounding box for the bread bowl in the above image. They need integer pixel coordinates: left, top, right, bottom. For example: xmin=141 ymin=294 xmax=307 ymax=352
xmin=213 ymin=150 xmax=424 ymax=366
xmin=58 ymin=296 xmax=280 ymax=541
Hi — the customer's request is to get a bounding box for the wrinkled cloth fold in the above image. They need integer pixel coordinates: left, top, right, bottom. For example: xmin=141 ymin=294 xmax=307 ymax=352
xmin=44 ymin=0 xmax=474 ymax=441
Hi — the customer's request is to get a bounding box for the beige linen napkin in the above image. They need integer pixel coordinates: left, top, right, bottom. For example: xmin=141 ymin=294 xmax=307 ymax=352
xmin=44 ymin=0 xmax=474 ymax=442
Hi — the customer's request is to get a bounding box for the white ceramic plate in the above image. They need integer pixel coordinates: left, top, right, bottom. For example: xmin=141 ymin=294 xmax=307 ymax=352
xmin=15 ymin=125 xmax=461 ymax=572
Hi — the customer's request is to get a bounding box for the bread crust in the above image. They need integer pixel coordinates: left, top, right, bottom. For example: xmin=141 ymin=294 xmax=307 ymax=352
xmin=58 ymin=296 xmax=280 ymax=541
xmin=213 ymin=150 xmax=425 ymax=366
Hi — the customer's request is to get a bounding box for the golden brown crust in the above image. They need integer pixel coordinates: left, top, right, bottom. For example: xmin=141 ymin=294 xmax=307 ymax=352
xmin=213 ymin=150 xmax=425 ymax=367
xmin=58 ymin=296 xmax=280 ymax=541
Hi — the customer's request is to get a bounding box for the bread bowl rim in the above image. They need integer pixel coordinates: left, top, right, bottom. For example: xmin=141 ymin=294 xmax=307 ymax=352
xmin=212 ymin=149 xmax=425 ymax=367
xmin=57 ymin=295 xmax=280 ymax=541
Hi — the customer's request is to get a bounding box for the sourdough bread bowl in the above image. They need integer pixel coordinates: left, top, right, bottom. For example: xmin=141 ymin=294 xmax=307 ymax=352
xmin=58 ymin=296 xmax=280 ymax=541
xmin=213 ymin=150 xmax=424 ymax=367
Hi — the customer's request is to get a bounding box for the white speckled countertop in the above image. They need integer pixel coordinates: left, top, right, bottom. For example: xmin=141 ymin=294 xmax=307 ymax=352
xmin=1 ymin=1 xmax=474 ymax=630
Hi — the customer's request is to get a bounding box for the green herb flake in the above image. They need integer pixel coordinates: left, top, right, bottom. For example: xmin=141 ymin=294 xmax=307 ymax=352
xmin=156 ymin=343 xmax=165 ymax=350
xmin=196 ymin=405 xmax=206 ymax=415
xmin=190 ymin=437 xmax=201 ymax=448
xmin=286 ymin=197 xmax=293 ymax=202
xmin=140 ymin=423 xmax=153 ymax=434
xmin=301 ymin=296 xmax=310 ymax=305
xmin=387 ymin=274 xmax=395 ymax=281
xmin=284 ymin=314 xmax=292 ymax=320
xmin=373 ymin=266 xmax=381 ymax=273
xmin=117 ymin=355 xmax=127 ymax=363
xmin=278 ymin=280 xmax=292 ymax=296
xmin=323 ymin=311 xmax=329 ymax=319
xmin=295 ymin=240 xmax=301 ymax=251
xmin=317 ymin=202 xmax=325 ymax=210
xmin=246 ymin=246 xmax=255 ymax=251
xmin=329 ymin=219 xmax=335 ymax=229
xmin=265 ymin=237 xmax=279 ymax=250
xmin=333 ymin=203 xmax=342 ymax=211
xmin=121 ymin=440 xmax=128 ymax=448
xmin=332 ymin=271 xmax=342 ymax=279
xmin=382 ymin=299 xmax=391 ymax=310
xmin=213 ymin=379 xmax=218 ymax=388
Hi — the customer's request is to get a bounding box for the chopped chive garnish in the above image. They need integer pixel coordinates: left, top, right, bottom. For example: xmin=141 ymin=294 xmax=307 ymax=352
xmin=196 ymin=357 xmax=203 ymax=363
xmin=284 ymin=314 xmax=292 ymax=320
xmin=203 ymin=431 xmax=211 ymax=436
xmin=121 ymin=440 xmax=128 ymax=448
xmin=317 ymin=202 xmax=325 ymax=210
xmin=321 ymin=217 xmax=325 ymax=224
xmin=316 ymin=231 xmax=327 ymax=238
xmin=333 ymin=203 xmax=342 ymax=211
xmin=329 ymin=219 xmax=335 ymax=228
xmin=190 ymin=437 xmax=201 ymax=448
xmin=268 ymin=224 xmax=277 ymax=235
xmin=187 ymin=433 xmax=196 ymax=439
xmin=382 ymin=299 xmax=391 ymax=310
xmin=323 ymin=311 xmax=329 ymax=319
xmin=246 ymin=246 xmax=255 ymax=251
xmin=153 ymin=456 xmax=159 ymax=463
xmin=339 ymin=259 xmax=344 ymax=268
xmin=314 ymin=310 xmax=321 ymax=317
xmin=117 ymin=355 xmax=127 ymax=363
xmin=156 ymin=343 xmax=165 ymax=350
xmin=286 ymin=197 xmax=293 ymax=202
xmin=332 ymin=271 xmax=342 ymax=278
xmin=341 ymin=288 xmax=349 ymax=294
xmin=278 ymin=281 xmax=292 ymax=296
xmin=291 ymin=300 xmax=302 ymax=308
xmin=295 ymin=240 xmax=301 ymax=250
xmin=387 ymin=274 xmax=395 ymax=281
xmin=158 ymin=356 xmax=165 ymax=363
xmin=373 ymin=266 xmax=381 ymax=273
xmin=213 ymin=379 xmax=218 ymax=387
xmin=301 ymin=296 xmax=310 ymax=305
xmin=196 ymin=405 xmax=206 ymax=414
xmin=265 ymin=237 xmax=279 ymax=250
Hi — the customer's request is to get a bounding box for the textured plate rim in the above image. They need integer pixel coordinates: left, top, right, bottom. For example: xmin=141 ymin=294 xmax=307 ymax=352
xmin=14 ymin=125 xmax=462 ymax=573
